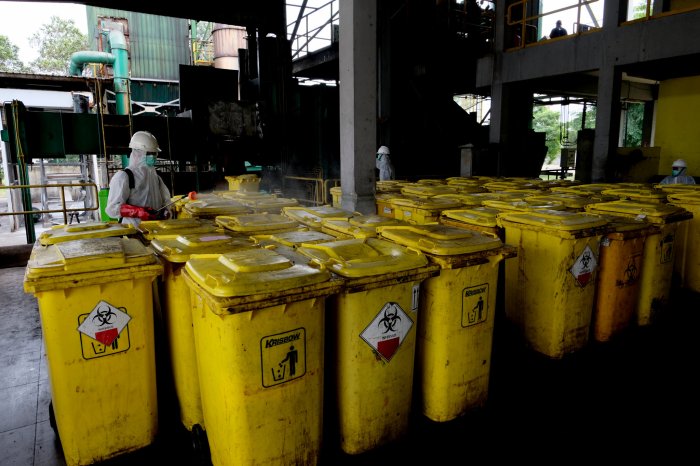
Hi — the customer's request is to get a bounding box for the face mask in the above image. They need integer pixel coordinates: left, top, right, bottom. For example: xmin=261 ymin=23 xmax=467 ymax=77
xmin=146 ymin=154 xmax=156 ymax=167
xmin=672 ymin=168 xmax=682 ymax=176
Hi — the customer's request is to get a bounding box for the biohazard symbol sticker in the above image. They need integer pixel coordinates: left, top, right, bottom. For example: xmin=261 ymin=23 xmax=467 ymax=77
xmin=77 ymin=301 xmax=131 ymax=360
xmin=570 ymin=245 xmax=597 ymax=287
xmin=261 ymin=328 xmax=306 ymax=388
xmin=462 ymin=283 xmax=489 ymax=327
xmin=360 ymin=302 xmax=413 ymax=362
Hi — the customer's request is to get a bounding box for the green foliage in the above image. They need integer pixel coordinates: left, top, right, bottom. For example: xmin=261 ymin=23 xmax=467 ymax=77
xmin=0 ymin=35 xmax=28 ymax=72
xmin=28 ymin=16 xmax=88 ymax=75
xmin=623 ymin=103 xmax=645 ymax=147
xmin=631 ymin=1 xmax=649 ymax=19
xmin=532 ymin=106 xmax=561 ymax=164
xmin=569 ymin=105 xmax=596 ymax=132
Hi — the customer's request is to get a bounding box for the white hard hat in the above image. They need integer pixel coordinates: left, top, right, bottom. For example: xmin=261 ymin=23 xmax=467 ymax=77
xmin=672 ymin=159 xmax=687 ymax=168
xmin=129 ymin=131 xmax=161 ymax=152
xmin=377 ymin=145 xmax=390 ymax=155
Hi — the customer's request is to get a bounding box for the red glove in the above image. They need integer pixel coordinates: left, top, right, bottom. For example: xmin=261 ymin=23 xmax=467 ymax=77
xmin=120 ymin=204 xmax=157 ymax=221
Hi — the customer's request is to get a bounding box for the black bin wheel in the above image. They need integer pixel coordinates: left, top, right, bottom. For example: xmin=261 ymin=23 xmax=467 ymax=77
xmin=191 ymin=423 xmax=209 ymax=456
xmin=48 ymin=401 xmax=57 ymax=434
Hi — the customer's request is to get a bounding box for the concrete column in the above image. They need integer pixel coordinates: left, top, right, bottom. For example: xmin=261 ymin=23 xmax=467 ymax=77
xmin=339 ymin=0 xmax=377 ymax=214
xmin=591 ymin=0 xmax=624 ymax=182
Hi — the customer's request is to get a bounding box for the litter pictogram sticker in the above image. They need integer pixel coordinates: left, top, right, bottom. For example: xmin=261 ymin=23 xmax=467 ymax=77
xmin=260 ymin=328 xmax=306 ymax=388
xmin=462 ymin=283 xmax=489 ymax=327
xmin=570 ymin=245 xmax=597 ymax=287
xmin=360 ymin=302 xmax=413 ymax=362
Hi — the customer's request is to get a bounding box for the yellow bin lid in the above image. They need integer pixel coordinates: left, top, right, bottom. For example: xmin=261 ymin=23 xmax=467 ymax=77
xmin=216 ymin=213 xmax=300 ymax=234
xmin=585 ymin=200 xmax=691 ymax=224
xmin=378 ymin=224 xmax=503 ymax=256
xmin=390 ymin=197 xmax=463 ymax=210
xmin=282 ymin=206 xmax=355 ymax=228
xmin=482 ymin=199 xmax=566 ymax=212
xmin=523 ymin=194 xmax=593 ymax=210
xmin=137 ymin=218 xmax=219 ymax=239
xmin=322 ymin=215 xmax=406 ymax=238
xmin=185 ymin=247 xmax=331 ymax=298
xmin=296 ymin=238 xmax=428 ymax=278
xmin=400 ymin=185 xmax=458 ymax=198
xmin=252 ymin=229 xmax=336 ymax=247
xmin=667 ymin=191 xmax=700 ymax=205
xmin=441 ymin=207 xmax=500 ymax=228
xmin=601 ymin=188 xmax=667 ymax=202
xmin=150 ymin=233 xmax=257 ymax=263
xmin=240 ymin=197 xmax=300 ymax=210
xmin=26 ymin=236 xmax=156 ymax=278
xmin=38 ymin=222 xmax=137 ymax=245
xmin=654 ymin=184 xmax=700 ymax=193
xmin=217 ymin=191 xmax=276 ymax=200
xmin=499 ymin=209 xmax=609 ymax=232
xmin=183 ymin=199 xmax=252 ymax=216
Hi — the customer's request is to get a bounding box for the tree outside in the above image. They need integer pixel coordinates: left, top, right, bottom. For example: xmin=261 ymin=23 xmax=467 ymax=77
xmin=532 ymin=105 xmax=561 ymax=164
xmin=533 ymin=103 xmax=597 ymax=166
xmin=28 ymin=16 xmax=88 ymax=75
xmin=0 ymin=35 xmax=28 ymax=73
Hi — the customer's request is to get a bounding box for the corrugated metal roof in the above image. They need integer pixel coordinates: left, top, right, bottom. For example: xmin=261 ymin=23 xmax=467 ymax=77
xmin=86 ymin=7 xmax=191 ymax=80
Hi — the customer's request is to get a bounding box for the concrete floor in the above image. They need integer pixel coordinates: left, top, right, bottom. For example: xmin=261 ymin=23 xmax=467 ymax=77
xmin=2 ymin=244 xmax=699 ymax=465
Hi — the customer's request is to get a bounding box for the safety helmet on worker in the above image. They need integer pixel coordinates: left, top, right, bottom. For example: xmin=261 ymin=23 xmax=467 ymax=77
xmin=377 ymin=145 xmax=390 ymax=155
xmin=672 ymin=159 xmax=687 ymax=169
xmin=129 ymin=131 xmax=161 ymax=152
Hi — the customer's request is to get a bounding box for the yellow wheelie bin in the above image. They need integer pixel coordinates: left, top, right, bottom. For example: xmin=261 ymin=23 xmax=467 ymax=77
xmin=215 ymin=213 xmax=300 ymax=237
xmin=23 ymin=236 xmax=163 ymax=466
xmin=400 ymin=184 xmax=457 ymax=199
xmin=136 ymin=218 xmax=220 ymax=244
xmin=377 ymin=225 xmax=516 ymax=422
xmin=440 ymin=207 xmax=503 ymax=239
xmin=182 ymin=247 xmax=342 ymax=466
xmin=252 ymin=229 xmax=338 ymax=249
xmin=149 ymin=233 xmax=259 ymax=446
xmin=238 ymin=196 xmax=300 ymax=214
xmin=38 ymin=221 xmax=137 ymax=245
xmin=281 ymin=205 xmax=355 ymax=230
xmin=585 ymin=200 xmax=692 ymax=325
xmin=330 ymin=185 xmax=343 ymax=207
xmin=180 ymin=198 xmax=252 ymax=220
xmin=320 ymin=214 xmax=407 ymax=239
xmin=591 ymin=218 xmax=650 ymax=342
xmin=522 ymin=193 xmax=596 ymax=212
xmin=667 ymin=192 xmax=700 ymax=293
xmin=295 ymin=238 xmax=439 ymax=454
xmin=224 ymin=173 xmax=261 ymax=192
xmin=498 ymin=210 xmax=609 ymax=358
xmin=390 ymin=197 xmax=463 ymax=224
xmin=601 ymin=188 xmax=668 ymax=204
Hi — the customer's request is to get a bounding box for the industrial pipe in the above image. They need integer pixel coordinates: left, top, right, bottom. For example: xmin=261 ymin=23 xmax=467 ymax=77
xmin=69 ymin=30 xmax=130 ymax=115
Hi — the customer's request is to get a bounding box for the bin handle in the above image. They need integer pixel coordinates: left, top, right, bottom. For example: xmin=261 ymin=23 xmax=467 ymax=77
xmin=308 ymin=258 xmax=327 ymax=271
xmin=405 ymin=247 xmax=424 ymax=256
xmin=481 ymin=231 xmax=501 ymax=240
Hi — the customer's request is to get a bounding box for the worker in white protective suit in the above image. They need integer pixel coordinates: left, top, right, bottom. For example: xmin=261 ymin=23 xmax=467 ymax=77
xmin=660 ymin=158 xmax=696 ymax=185
xmin=376 ymin=145 xmax=395 ymax=181
xmin=105 ymin=131 xmax=172 ymax=225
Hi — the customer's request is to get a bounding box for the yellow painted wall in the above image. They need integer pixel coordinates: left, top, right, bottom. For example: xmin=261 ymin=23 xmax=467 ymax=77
xmin=671 ymin=0 xmax=700 ymax=11
xmin=654 ymin=76 xmax=700 ymax=177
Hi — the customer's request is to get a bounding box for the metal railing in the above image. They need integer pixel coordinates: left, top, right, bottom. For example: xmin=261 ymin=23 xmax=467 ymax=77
xmin=1 ymin=182 xmax=100 ymax=225
xmin=283 ymin=175 xmax=339 ymax=206
xmin=506 ymin=0 xmax=601 ymax=49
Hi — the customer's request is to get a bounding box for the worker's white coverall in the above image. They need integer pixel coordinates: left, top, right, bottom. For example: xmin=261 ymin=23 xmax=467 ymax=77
xmin=376 ymin=153 xmax=395 ymax=181
xmin=105 ymin=149 xmax=171 ymax=225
